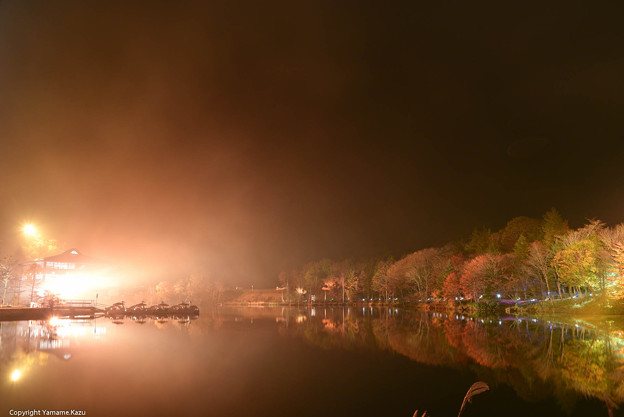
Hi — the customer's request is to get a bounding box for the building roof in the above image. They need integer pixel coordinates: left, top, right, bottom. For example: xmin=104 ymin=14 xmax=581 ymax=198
xmin=42 ymin=248 xmax=96 ymax=264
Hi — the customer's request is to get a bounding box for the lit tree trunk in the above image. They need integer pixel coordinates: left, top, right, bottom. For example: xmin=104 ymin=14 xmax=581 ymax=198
xmin=30 ymin=273 xmax=38 ymax=305
xmin=553 ymin=263 xmax=563 ymax=299
xmin=1 ymin=279 xmax=8 ymax=305
xmin=544 ymin=274 xmax=551 ymax=301
xmin=16 ymin=277 xmax=22 ymax=306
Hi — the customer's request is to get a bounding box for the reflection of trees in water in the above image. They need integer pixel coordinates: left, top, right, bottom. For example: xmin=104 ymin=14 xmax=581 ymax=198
xmin=269 ymin=308 xmax=624 ymax=413
xmin=280 ymin=308 xmax=373 ymax=352
xmin=381 ymin=313 xmax=455 ymax=367
xmin=552 ymin=325 xmax=624 ymax=415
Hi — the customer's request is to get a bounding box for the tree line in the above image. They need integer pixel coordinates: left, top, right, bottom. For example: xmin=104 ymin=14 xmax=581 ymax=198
xmin=0 ymin=235 xmax=58 ymax=306
xmin=276 ymin=209 xmax=624 ymax=304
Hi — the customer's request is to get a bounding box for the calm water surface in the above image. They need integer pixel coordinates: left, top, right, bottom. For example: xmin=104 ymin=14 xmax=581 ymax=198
xmin=1 ymin=307 xmax=622 ymax=416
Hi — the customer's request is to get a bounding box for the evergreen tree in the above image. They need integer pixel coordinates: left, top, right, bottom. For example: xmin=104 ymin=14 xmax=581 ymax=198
xmin=542 ymin=208 xmax=569 ymax=250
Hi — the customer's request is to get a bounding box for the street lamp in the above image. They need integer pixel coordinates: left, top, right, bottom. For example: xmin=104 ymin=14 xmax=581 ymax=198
xmin=22 ymin=224 xmax=38 ymax=237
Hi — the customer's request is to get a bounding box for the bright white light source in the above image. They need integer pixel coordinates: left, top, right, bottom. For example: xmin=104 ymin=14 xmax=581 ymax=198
xmin=11 ymin=369 xmax=21 ymax=381
xmin=496 ymin=294 xmax=501 ymax=298
xmin=22 ymin=224 xmax=37 ymax=236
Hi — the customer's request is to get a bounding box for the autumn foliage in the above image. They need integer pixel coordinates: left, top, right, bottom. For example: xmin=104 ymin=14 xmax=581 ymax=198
xmin=271 ymin=209 xmax=624 ymax=305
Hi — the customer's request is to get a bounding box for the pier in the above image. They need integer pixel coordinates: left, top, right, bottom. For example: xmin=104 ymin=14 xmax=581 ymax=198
xmin=0 ymin=300 xmax=200 ymax=321
xmin=0 ymin=300 xmax=103 ymax=321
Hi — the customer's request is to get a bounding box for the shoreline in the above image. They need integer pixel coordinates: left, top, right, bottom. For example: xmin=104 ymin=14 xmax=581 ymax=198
xmin=0 ymin=306 xmax=103 ymax=321
xmin=219 ymin=295 xmax=624 ymax=317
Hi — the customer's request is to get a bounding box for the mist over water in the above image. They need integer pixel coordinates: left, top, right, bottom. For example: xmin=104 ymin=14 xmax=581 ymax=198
xmin=1 ymin=308 xmax=618 ymax=417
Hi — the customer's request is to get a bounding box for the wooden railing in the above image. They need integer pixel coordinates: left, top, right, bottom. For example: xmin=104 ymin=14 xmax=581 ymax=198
xmin=57 ymin=299 xmax=96 ymax=308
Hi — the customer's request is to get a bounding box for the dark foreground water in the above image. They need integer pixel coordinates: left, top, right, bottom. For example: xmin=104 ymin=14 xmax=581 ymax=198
xmin=1 ymin=307 xmax=623 ymax=417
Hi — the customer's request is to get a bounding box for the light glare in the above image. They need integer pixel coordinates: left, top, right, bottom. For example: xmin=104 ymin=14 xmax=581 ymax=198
xmin=22 ymin=224 xmax=37 ymax=236
xmin=11 ymin=369 xmax=21 ymax=381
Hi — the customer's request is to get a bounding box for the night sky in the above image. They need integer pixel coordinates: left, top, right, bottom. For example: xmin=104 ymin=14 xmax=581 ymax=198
xmin=2 ymin=2 xmax=624 ymax=286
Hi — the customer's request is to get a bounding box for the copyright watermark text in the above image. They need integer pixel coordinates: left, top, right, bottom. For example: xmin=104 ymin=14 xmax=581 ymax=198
xmin=9 ymin=410 xmax=86 ymax=416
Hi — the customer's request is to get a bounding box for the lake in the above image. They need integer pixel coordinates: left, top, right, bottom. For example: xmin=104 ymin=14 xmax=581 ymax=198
xmin=1 ymin=307 xmax=622 ymax=417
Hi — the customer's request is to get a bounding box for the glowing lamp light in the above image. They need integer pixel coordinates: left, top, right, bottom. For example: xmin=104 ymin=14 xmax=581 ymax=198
xmin=11 ymin=369 xmax=21 ymax=382
xmin=22 ymin=224 xmax=37 ymax=237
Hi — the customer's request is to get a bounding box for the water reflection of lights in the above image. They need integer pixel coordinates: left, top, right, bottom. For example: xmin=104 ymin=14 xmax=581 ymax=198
xmin=52 ymin=321 xmax=107 ymax=339
xmin=39 ymin=339 xmax=69 ymax=350
xmin=3 ymin=316 xmax=196 ymax=383
xmin=18 ymin=318 xmax=107 ymax=344
xmin=2 ymin=319 xmax=110 ymax=383
xmin=11 ymin=369 xmax=22 ymax=381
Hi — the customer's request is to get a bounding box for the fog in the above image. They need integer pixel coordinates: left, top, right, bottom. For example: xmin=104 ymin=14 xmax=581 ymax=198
xmin=0 ymin=2 xmax=392 ymax=285
xmin=3 ymin=2 xmax=624 ymax=287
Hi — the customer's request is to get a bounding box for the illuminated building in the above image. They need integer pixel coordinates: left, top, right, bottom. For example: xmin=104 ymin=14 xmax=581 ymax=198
xmin=23 ymin=248 xmax=97 ymax=278
xmin=21 ymin=248 xmax=115 ymax=300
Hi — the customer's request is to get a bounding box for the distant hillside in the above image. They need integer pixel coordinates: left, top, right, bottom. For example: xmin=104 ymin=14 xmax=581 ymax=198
xmin=224 ymin=289 xmax=285 ymax=304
